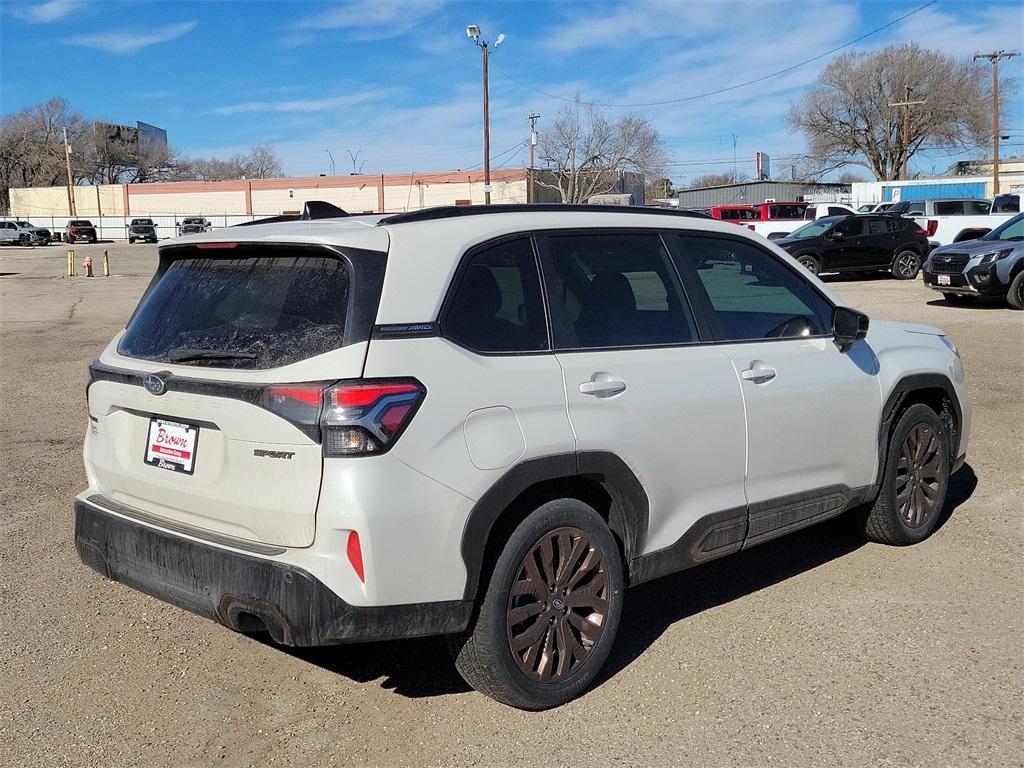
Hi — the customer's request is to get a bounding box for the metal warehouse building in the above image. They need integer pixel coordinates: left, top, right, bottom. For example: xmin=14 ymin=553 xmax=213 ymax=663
xmin=675 ymin=180 xmax=851 ymax=208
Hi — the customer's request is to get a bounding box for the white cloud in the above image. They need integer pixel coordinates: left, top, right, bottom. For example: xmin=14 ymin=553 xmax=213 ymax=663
xmin=71 ymin=20 xmax=197 ymax=54
xmin=210 ymin=90 xmax=395 ymax=115
xmin=12 ymin=0 xmax=83 ymax=23
xmin=291 ymin=0 xmax=446 ymax=40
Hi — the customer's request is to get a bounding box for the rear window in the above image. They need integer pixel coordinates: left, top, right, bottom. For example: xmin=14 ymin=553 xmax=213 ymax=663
xmin=119 ymin=251 xmax=353 ymax=369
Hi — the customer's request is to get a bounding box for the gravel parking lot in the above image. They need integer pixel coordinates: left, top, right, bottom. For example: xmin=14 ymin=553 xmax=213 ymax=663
xmin=1 ymin=240 xmax=1021 ymax=768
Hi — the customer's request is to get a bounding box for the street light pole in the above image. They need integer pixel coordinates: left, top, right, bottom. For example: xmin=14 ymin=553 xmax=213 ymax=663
xmin=527 ymin=112 xmax=540 ymax=203
xmin=974 ymin=50 xmax=1020 ymax=195
xmin=325 ymin=149 xmax=336 ymax=176
xmin=482 ymin=41 xmax=491 ymax=205
xmin=467 ymin=25 xmax=504 ymax=205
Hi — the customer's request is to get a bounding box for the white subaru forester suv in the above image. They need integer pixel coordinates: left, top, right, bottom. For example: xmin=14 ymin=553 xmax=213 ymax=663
xmin=76 ymin=204 xmax=970 ymax=709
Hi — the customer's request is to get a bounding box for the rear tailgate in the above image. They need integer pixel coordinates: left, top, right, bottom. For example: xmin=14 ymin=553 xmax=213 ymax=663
xmin=84 ymin=240 xmax=387 ymax=548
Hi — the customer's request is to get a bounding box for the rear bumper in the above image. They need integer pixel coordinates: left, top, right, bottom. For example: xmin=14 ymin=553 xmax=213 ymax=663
xmin=74 ymin=497 xmax=472 ymax=646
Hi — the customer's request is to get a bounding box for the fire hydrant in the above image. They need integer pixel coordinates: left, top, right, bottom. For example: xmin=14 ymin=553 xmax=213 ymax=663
xmin=82 ymin=254 xmax=94 ymax=277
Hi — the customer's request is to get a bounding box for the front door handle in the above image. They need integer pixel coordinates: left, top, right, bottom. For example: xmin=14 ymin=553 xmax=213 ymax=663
xmin=579 ymin=372 xmax=627 ymax=397
xmin=740 ymin=362 xmax=777 ymax=384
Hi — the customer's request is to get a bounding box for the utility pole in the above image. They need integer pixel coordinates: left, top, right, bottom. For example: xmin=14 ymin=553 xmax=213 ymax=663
xmin=974 ymin=50 xmax=1020 ymax=195
xmin=889 ymin=85 xmax=926 ymax=180
xmin=63 ymin=126 xmax=77 ymax=217
xmin=467 ymin=25 xmax=504 ymax=205
xmin=527 ymin=112 xmax=540 ymax=203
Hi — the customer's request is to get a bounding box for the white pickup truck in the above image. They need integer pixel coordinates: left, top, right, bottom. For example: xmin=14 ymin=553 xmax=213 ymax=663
xmin=882 ymin=198 xmax=1014 ymax=249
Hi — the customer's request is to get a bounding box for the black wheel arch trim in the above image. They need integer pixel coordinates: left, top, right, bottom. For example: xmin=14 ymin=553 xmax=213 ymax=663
xmin=875 ymin=373 xmax=962 ymax=489
xmin=459 ymin=451 xmax=649 ymax=600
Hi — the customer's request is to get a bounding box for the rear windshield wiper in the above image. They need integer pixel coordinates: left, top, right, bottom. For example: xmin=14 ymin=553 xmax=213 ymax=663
xmin=167 ymin=349 xmax=258 ymax=363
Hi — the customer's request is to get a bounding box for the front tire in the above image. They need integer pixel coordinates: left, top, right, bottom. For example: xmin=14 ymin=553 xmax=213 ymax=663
xmin=796 ymin=254 xmax=820 ymax=275
xmin=128 ymin=237 xmax=135 ymax=244
xmin=66 ymin=235 xmax=74 ymax=244
xmin=861 ymin=403 xmax=950 ymax=545
xmin=451 ymin=498 xmax=624 ymax=710
xmin=1007 ymin=271 xmax=1024 ymax=310
xmin=892 ymin=250 xmax=922 ymax=280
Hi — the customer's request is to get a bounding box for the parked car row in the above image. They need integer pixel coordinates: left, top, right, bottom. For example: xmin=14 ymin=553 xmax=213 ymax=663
xmin=0 ymin=220 xmax=52 ymax=245
xmin=0 ymin=216 xmax=219 ymax=246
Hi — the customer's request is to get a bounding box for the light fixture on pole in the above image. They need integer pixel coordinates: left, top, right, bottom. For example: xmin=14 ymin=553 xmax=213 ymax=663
xmin=467 ymin=24 xmax=505 ymax=205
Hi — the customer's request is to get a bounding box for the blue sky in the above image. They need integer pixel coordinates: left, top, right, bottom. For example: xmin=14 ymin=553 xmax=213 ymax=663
xmin=2 ymin=0 xmax=1022 ymax=185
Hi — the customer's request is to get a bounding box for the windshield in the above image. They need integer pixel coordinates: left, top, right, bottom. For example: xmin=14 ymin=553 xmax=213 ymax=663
xmin=885 ymin=202 xmax=910 ymax=214
xmin=982 ymin=212 xmax=1024 ymax=241
xmin=15 ymin=221 xmax=33 ymax=228
xmin=786 ymin=218 xmax=842 ymax=239
xmin=132 ymin=219 xmax=153 ymax=225
xmin=183 ymin=219 xmax=201 ymax=224
xmin=71 ymin=220 xmax=93 ymax=226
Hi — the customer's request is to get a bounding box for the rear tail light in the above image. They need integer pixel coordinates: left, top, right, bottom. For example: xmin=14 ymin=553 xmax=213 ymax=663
xmin=260 ymin=379 xmax=425 ymax=455
xmin=915 ymin=227 xmax=928 ymax=236
xmin=926 ymin=220 xmax=938 ymax=237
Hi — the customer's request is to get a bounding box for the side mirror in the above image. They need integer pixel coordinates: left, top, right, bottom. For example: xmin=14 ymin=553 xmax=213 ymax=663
xmin=833 ymin=306 xmax=869 ymax=351
xmin=830 ymin=230 xmax=845 ymax=240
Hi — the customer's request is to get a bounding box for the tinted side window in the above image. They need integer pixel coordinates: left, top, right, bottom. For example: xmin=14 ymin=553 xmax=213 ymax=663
xmin=770 ymin=204 xmax=806 ymax=219
xmin=545 ymin=233 xmax=696 ymax=349
xmin=968 ymin=200 xmax=991 ymax=214
xmin=866 ymin=218 xmax=889 ymax=235
xmin=674 ymin=235 xmax=828 ymax=341
xmin=444 ymin=238 xmax=547 ymax=353
xmin=835 ymin=218 xmax=863 ymax=236
xmin=933 ymin=201 xmax=963 ymax=215
xmin=992 ymin=195 xmax=1020 ymax=213
xmin=828 ymin=206 xmax=850 ymax=216
xmin=907 ymin=202 xmax=925 ymax=215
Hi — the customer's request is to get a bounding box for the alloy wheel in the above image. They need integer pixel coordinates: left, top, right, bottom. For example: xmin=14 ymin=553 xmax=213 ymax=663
xmin=895 ymin=424 xmax=944 ymax=528
xmin=798 ymin=256 xmax=819 ymax=275
xmin=896 ymin=252 xmax=920 ymax=278
xmin=505 ymin=526 xmax=609 ymax=681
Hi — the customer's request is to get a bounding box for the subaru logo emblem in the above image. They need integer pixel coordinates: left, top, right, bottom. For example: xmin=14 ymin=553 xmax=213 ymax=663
xmin=143 ymin=374 xmax=166 ymax=396
xmin=943 ymin=257 xmax=951 ymax=262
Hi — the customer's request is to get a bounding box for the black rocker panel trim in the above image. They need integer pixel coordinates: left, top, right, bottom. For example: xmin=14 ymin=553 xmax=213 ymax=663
xmin=629 ymin=506 xmax=747 ymax=586
xmin=459 ymin=452 xmax=650 ymax=600
xmin=876 ymin=373 xmax=962 ymax=488
xmin=629 ymin=484 xmax=871 ymax=587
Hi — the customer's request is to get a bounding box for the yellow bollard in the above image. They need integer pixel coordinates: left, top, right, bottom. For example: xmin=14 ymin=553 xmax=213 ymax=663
xmin=67 ymin=249 xmax=76 ymax=277
xmin=103 ymin=249 xmax=110 ymax=277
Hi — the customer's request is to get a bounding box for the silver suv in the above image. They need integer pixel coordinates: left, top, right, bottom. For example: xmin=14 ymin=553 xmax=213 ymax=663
xmin=75 ymin=205 xmax=971 ymax=709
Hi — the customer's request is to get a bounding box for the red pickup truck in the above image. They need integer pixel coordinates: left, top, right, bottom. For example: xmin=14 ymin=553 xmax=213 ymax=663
xmin=704 ymin=205 xmax=758 ymax=224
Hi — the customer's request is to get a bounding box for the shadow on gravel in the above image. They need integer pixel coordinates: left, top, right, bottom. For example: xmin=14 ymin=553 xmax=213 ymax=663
xmin=926 ymin=297 xmax=1009 ymax=310
xmin=820 ymin=272 xmax=893 ymax=283
xmin=263 ymin=464 xmax=979 ymax=701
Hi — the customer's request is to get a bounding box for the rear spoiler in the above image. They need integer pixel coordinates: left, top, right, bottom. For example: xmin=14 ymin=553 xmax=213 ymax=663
xmin=234 ymin=200 xmax=349 ymax=227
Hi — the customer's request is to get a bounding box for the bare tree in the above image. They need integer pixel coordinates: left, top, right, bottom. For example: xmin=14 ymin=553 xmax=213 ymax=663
xmin=685 ymin=171 xmax=749 ymax=189
xmin=537 ymin=97 xmax=666 ymax=203
xmin=243 ymin=145 xmax=283 ymax=179
xmin=0 ymin=98 xmax=90 ymax=212
xmin=788 ymin=44 xmax=997 ymax=181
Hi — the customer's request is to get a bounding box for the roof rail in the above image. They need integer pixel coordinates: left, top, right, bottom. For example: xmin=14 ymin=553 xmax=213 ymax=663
xmin=234 ymin=200 xmax=349 ymax=227
xmin=377 ymin=204 xmax=710 ymax=226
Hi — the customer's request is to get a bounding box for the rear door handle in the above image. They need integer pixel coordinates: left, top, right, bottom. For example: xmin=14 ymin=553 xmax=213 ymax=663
xmin=579 ymin=373 xmax=627 ymax=397
xmin=740 ymin=362 xmax=777 ymax=384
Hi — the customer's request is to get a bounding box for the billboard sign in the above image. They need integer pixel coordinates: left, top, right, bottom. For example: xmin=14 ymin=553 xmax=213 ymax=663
xmin=137 ymin=121 xmax=168 ymax=150
xmin=755 ymin=152 xmax=771 ymax=181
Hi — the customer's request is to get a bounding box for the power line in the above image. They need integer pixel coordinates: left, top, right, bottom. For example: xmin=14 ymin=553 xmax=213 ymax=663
xmin=492 ymin=0 xmax=937 ymax=108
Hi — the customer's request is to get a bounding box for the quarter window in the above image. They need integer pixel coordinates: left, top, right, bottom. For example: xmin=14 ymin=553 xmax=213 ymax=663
xmin=545 ymin=233 xmax=696 ymax=349
xmin=444 ymin=238 xmax=547 ymax=353
xmin=673 ymin=235 xmax=828 ymax=341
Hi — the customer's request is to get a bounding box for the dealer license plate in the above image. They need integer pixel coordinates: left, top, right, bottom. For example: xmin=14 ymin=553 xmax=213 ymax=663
xmin=145 ymin=418 xmax=199 ymax=474
xmin=937 ymin=275 xmax=951 ymax=285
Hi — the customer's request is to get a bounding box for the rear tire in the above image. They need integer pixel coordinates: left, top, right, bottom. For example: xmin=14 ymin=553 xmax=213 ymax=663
xmin=1007 ymin=271 xmax=1024 ymax=310
xmin=450 ymin=498 xmax=624 ymax=710
xmin=128 ymin=237 xmax=135 ymax=244
xmin=892 ymin=250 xmax=921 ymax=280
xmin=860 ymin=403 xmax=950 ymax=546
xmin=796 ymin=254 xmax=820 ymax=275
xmin=943 ymin=292 xmax=976 ymax=305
